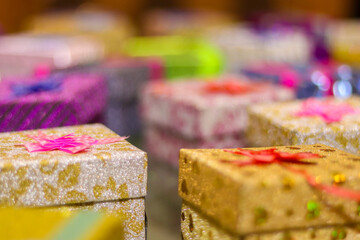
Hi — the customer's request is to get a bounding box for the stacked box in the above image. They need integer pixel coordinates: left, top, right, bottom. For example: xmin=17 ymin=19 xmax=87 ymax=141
xmin=141 ymin=77 xmax=294 ymax=165
xmin=27 ymin=8 xmax=133 ymax=55
xmin=247 ymin=97 xmax=360 ymax=155
xmin=124 ymin=36 xmax=224 ymax=79
xmin=0 ymin=72 xmax=106 ymax=132
xmin=0 ymin=34 xmax=103 ymax=78
xmin=0 ymin=208 xmax=125 ymax=240
xmin=179 ymin=145 xmax=360 ymax=239
xmin=0 ymin=124 xmax=147 ymax=240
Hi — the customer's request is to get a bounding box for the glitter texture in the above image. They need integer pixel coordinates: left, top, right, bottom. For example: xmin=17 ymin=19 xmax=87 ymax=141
xmin=181 ymin=202 xmax=360 ymax=240
xmin=141 ymin=78 xmax=294 ymax=140
xmin=0 ymin=73 xmax=107 ymax=132
xmin=178 ymin=145 xmax=360 ymax=235
xmin=247 ymin=97 xmax=360 ymax=155
xmin=0 ymin=124 xmax=147 ymax=206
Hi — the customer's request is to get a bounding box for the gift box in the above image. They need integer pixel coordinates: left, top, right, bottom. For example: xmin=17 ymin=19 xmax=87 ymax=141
xmin=179 ymin=144 xmax=360 ymax=237
xmin=27 ymin=7 xmax=133 ymax=56
xmin=249 ymin=12 xmax=330 ymax=62
xmin=327 ymin=21 xmax=360 ymax=67
xmin=181 ymin=202 xmax=360 ymax=240
xmin=247 ymin=97 xmax=360 ymax=154
xmin=0 ymin=124 xmax=147 ymax=240
xmin=0 ymin=72 xmax=106 ymax=132
xmin=123 ymin=36 xmax=224 ymax=79
xmin=141 ymin=77 xmax=294 ymax=164
xmin=1 ymin=207 xmax=125 ymax=240
xmin=0 ymin=34 xmax=103 ymax=78
xmin=143 ymin=9 xmax=233 ymax=36
xmin=206 ymin=25 xmax=311 ymax=72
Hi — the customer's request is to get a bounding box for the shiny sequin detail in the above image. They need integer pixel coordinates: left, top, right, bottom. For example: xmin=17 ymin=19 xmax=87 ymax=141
xmin=331 ymin=228 xmax=347 ymax=240
xmin=333 ymin=174 xmax=346 ymax=185
xmin=254 ymin=207 xmax=268 ymax=225
xmin=306 ymin=201 xmax=320 ymax=220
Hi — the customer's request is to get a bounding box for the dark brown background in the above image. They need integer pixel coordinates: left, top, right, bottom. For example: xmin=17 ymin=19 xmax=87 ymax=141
xmin=0 ymin=0 xmax=356 ymax=33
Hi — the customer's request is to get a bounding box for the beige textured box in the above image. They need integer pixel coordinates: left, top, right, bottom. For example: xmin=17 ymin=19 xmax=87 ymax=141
xmin=179 ymin=145 xmax=360 ymax=236
xmin=181 ymin=202 xmax=360 ymax=240
xmin=0 ymin=124 xmax=147 ymax=240
xmin=247 ymin=97 xmax=360 ymax=155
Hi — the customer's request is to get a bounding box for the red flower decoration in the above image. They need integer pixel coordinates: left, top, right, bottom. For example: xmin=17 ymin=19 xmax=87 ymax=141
xmin=224 ymin=148 xmax=318 ymax=166
xmin=223 ymin=148 xmax=360 ymax=201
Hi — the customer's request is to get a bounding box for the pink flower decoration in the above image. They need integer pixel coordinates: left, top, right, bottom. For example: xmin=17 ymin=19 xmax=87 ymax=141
xmin=294 ymin=98 xmax=360 ymax=124
xmin=24 ymin=132 xmax=128 ymax=154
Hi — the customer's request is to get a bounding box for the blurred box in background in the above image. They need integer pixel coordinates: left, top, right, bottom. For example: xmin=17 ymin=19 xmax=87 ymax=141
xmin=0 ymin=208 xmax=124 ymax=240
xmin=141 ymin=76 xmax=294 ymax=165
xmin=124 ymin=36 xmax=224 ymax=79
xmin=206 ymin=24 xmax=312 ymax=72
xmin=142 ymin=9 xmax=234 ymax=36
xmin=0 ymin=34 xmax=103 ymax=78
xmin=27 ymin=6 xmax=134 ymax=55
xmin=0 ymin=71 xmax=106 ymax=132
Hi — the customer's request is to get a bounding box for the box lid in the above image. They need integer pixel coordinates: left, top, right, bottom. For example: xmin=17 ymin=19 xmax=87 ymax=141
xmin=179 ymin=144 xmax=360 ymax=235
xmin=0 ymin=124 xmax=147 ymax=207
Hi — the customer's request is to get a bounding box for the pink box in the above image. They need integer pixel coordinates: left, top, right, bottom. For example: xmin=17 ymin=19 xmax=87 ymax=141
xmin=141 ymin=76 xmax=295 ymax=164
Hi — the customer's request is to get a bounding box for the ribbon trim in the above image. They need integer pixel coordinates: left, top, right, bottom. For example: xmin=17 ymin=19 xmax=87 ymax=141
xmin=11 ymin=72 xmax=66 ymax=97
xmin=24 ymin=132 xmax=128 ymax=154
xmin=204 ymin=80 xmax=257 ymax=95
xmin=294 ymin=98 xmax=360 ymax=124
xmin=223 ymin=148 xmax=360 ymax=201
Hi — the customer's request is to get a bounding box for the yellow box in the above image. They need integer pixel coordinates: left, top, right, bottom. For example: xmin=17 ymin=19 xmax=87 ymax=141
xmin=0 ymin=207 xmax=124 ymax=240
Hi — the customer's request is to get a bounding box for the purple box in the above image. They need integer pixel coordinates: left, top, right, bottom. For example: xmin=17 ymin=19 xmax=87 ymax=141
xmin=0 ymin=72 xmax=106 ymax=132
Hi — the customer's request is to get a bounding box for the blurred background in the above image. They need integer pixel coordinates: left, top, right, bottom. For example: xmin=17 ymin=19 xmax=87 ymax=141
xmin=1 ymin=0 xmax=360 ymax=240
xmin=0 ymin=0 xmax=357 ymax=33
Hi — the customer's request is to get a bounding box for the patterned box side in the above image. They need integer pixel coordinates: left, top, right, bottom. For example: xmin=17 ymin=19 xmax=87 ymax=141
xmin=181 ymin=202 xmax=360 ymax=240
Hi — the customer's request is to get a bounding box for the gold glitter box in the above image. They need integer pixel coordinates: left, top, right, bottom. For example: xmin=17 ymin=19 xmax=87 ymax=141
xmin=0 ymin=124 xmax=147 ymax=240
xmin=178 ymin=145 xmax=360 ymax=236
xmin=181 ymin=202 xmax=360 ymax=240
xmin=246 ymin=97 xmax=360 ymax=155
